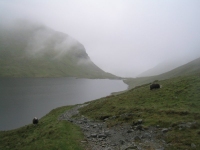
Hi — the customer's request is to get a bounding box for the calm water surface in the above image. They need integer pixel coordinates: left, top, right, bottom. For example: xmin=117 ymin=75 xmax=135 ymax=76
xmin=0 ymin=78 xmax=127 ymax=130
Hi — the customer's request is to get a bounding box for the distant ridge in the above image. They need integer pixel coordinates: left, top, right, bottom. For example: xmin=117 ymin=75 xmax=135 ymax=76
xmin=156 ymin=56 xmax=200 ymax=79
xmin=137 ymin=59 xmax=187 ymax=77
xmin=125 ymin=57 xmax=200 ymax=89
xmin=0 ymin=21 xmax=117 ymax=78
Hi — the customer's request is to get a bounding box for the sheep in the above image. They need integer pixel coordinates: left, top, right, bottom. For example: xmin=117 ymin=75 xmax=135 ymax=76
xmin=32 ymin=117 xmax=39 ymax=125
xmin=150 ymin=83 xmax=161 ymax=90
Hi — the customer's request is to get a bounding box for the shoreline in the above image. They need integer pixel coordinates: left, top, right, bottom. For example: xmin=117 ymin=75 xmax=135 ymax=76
xmin=0 ymin=78 xmax=129 ymax=131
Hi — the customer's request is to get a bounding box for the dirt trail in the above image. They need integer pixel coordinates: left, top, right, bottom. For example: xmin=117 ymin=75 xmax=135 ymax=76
xmin=59 ymin=105 xmax=167 ymax=150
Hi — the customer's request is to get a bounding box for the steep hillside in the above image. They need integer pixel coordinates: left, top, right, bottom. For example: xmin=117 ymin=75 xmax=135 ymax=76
xmin=80 ymin=73 xmax=200 ymax=149
xmin=0 ymin=21 xmax=117 ymax=78
xmin=125 ymin=57 xmax=200 ymax=89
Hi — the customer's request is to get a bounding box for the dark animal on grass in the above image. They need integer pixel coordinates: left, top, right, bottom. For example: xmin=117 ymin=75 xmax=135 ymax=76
xmin=33 ymin=117 xmax=39 ymax=125
xmin=150 ymin=84 xmax=161 ymax=90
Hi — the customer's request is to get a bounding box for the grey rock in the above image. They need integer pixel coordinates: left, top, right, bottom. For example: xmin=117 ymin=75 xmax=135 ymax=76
xmin=68 ymin=119 xmax=73 ymax=123
xmin=125 ymin=144 xmax=138 ymax=150
xmin=98 ymin=134 xmax=107 ymax=138
xmin=83 ymin=120 xmax=87 ymax=123
xmin=111 ymin=143 xmax=117 ymax=146
xmin=191 ymin=143 xmax=196 ymax=149
xmin=105 ymin=130 xmax=110 ymax=136
xmin=90 ymin=133 xmax=97 ymax=138
xmin=111 ymin=116 xmax=116 ymax=119
xmin=134 ymin=136 xmax=141 ymax=142
xmin=155 ymin=148 xmax=165 ymax=150
xmin=105 ymin=147 xmax=112 ymax=150
xmin=136 ymin=125 xmax=143 ymax=130
xmin=178 ymin=122 xmax=198 ymax=129
xmin=127 ymin=129 xmax=133 ymax=133
xmin=137 ymin=119 xmax=143 ymax=124
xmin=141 ymin=133 xmax=151 ymax=139
xmin=132 ymin=119 xmax=143 ymax=126
xmin=104 ymin=118 xmax=109 ymax=121
xmin=119 ymin=140 xmax=125 ymax=145
xmin=93 ymin=125 xmax=97 ymax=128
xmin=162 ymin=128 xmax=169 ymax=133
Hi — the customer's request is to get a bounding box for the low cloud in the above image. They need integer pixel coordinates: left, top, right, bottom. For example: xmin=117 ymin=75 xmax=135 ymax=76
xmin=7 ymin=20 xmax=83 ymax=60
xmin=1 ymin=1 xmax=200 ymax=77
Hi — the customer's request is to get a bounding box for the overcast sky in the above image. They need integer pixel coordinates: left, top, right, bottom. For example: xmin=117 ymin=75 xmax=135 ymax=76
xmin=0 ymin=0 xmax=200 ymax=77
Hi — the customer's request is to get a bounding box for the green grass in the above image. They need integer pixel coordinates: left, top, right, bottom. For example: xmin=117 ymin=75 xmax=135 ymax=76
xmin=0 ymin=50 xmax=116 ymax=78
xmin=0 ymin=105 xmax=87 ymax=150
xmin=1 ymin=71 xmax=200 ymax=149
xmin=80 ymin=74 xmax=200 ymax=149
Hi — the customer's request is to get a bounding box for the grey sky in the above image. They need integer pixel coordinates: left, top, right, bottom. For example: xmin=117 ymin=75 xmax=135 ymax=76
xmin=0 ymin=0 xmax=200 ymax=77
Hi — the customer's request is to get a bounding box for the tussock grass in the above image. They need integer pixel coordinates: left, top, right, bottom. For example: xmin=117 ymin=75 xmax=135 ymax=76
xmin=0 ymin=106 xmax=87 ymax=150
xmin=80 ymin=74 xmax=200 ymax=149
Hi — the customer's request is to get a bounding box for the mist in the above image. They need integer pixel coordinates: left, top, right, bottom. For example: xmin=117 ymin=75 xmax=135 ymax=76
xmin=0 ymin=20 xmax=88 ymax=62
xmin=0 ymin=0 xmax=200 ymax=77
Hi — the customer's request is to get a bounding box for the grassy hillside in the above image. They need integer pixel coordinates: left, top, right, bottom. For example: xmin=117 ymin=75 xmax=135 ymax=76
xmin=125 ymin=57 xmax=200 ymax=89
xmin=80 ymin=74 xmax=200 ymax=149
xmin=0 ymin=22 xmax=117 ymax=78
xmin=0 ymin=105 xmax=87 ymax=150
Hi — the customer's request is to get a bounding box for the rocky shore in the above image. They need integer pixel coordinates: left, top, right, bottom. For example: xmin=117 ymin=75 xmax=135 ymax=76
xmin=59 ymin=105 xmax=168 ymax=150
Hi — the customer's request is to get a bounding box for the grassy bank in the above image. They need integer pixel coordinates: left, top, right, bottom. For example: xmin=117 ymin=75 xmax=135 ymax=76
xmin=0 ymin=105 xmax=87 ymax=150
xmin=1 ymin=74 xmax=200 ymax=149
xmin=80 ymin=74 xmax=200 ymax=149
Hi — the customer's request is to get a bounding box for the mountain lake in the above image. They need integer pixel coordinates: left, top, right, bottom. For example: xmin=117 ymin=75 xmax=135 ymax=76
xmin=0 ymin=77 xmax=127 ymax=130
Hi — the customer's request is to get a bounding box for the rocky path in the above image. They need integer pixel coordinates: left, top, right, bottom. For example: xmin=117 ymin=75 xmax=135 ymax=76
xmin=59 ymin=105 xmax=167 ymax=150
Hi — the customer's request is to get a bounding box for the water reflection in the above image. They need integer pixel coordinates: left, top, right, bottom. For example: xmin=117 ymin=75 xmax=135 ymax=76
xmin=0 ymin=78 xmax=127 ymax=130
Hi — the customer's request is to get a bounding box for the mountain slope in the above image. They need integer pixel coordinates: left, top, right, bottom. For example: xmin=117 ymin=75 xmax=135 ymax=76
xmin=0 ymin=21 xmax=117 ymax=78
xmin=138 ymin=59 xmax=187 ymax=77
xmin=125 ymin=57 xmax=200 ymax=89
xmin=80 ymin=73 xmax=200 ymax=150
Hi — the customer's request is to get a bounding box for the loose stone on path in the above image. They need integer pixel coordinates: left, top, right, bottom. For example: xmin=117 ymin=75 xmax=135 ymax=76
xmin=59 ymin=104 xmax=167 ymax=150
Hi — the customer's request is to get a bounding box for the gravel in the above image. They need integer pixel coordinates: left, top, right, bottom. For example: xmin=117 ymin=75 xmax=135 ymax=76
xmin=59 ymin=104 xmax=167 ymax=150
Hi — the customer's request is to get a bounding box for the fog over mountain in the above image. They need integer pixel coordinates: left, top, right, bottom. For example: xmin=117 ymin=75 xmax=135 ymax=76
xmin=0 ymin=0 xmax=200 ymax=77
xmin=1 ymin=20 xmax=82 ymax=57
xmin=0 ymin=20 xmax=116 ymax=78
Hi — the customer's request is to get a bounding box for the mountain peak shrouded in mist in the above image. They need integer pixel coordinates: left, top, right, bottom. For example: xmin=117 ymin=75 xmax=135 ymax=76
xmin=1 ymin=1 xmax=200 ymax=77
xmin=0 ymin=20 xmax=117 ymax=78
xmin=1 ymin=20 xmax=86 ymax=58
